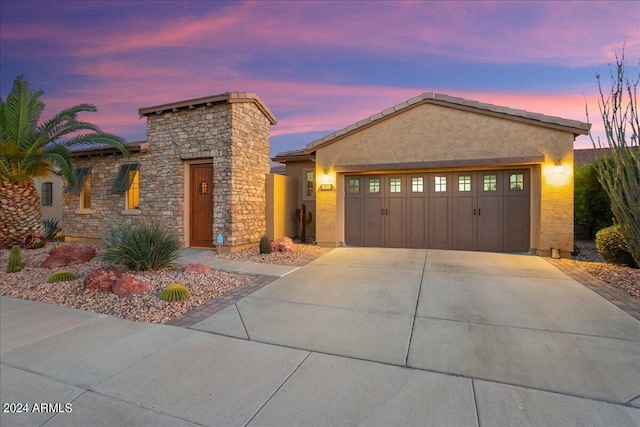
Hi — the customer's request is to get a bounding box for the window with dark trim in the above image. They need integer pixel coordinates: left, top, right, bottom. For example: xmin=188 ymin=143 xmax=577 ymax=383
xmin=41 ymin=182 xmax=53 ymax=206
xmin=111 ymin=163 xmax=140 ymax=193
xmin=65 ymin=166 xmax=92 ymax=193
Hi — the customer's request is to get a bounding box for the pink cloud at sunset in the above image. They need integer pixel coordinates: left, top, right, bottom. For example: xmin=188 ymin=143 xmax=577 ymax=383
xmin=1 ymin=0 xmax=637 ymax=156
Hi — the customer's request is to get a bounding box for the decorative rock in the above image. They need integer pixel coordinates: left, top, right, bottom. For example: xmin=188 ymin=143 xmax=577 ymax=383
xmin=41 ymin=245 xmax=96 ymax=268
xmin=112 ymin=274 xmax=153 ymax=298
xmin=271 ymin=236 xmax=298 ymax=252
xmin=184 ymin=263 xmax=213 ymax=274
xmin=84 ymin=267 xmax=122 ymax=292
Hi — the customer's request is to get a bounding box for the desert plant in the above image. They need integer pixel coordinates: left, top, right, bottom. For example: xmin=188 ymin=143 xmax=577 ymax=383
xmin=587 ymin=48 xmax=640 ymax=266
xmin=7 ymin=245 xmax=24 ymax=273
xmin=0 ymin=75 xmax=127 ymax=248
xmin=595 ymin=225 xmax=637 ymax=267
xmin=102 ymin=221 xmax=181 ymax=271
xmin=158 ymin=284 xmax=190 ymax=302
xmin=47 ymin=270 xmax=78 ymax=283
xmin=259 ymin=235 xmax=272 ymax=254
xmin=295 ymin=204 xmax=313 ymax=243
xmin=43 ymin=218 xmax=62 ymax=240
xmin=574 ymin=163 xmax=612 ymax=239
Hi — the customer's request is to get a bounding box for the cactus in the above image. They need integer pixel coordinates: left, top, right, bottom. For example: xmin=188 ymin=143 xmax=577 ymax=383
xmin=295 ymin=204 xmax=313 ymax=243
xmin=7 ymin=245 xmax=24 ymax=273
xmin=158 ymin=284 xmax=190 ymax=302
xmin=47 ymin=270 xmax=78 ymax=283
xmin=259 ymin=235 xmax=272 ymax=254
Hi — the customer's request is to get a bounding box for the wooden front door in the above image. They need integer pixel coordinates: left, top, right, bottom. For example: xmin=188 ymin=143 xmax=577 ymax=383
xmin=190 ymin=164 xmax=214 ymax=248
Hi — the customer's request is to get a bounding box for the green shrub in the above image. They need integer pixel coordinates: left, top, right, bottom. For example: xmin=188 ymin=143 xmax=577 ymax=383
xmin=595 ymin=225 xmax=637 ymax=267
xmin=574 ymin=163 xmax=612 ymax=239
xmin=158 ymin=284 xmax=190 ymax=302
xmin=102 ymin=222 xmax=181 ymax=271
xmin=47 ymin=270 xmax=78 ymax=283
xmin=43 ymin=218 xmax=62 ymax=240
xmin=7 ymin=245 xmax=24 ymax=273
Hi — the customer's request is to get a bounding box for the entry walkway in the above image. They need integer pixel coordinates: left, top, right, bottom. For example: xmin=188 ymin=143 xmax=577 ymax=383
xmin=1 ymin=249 xmax=639 ymax=426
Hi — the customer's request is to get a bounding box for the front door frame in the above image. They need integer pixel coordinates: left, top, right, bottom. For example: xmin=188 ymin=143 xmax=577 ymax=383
xmin=185 ymin=160 xmax=214 ymax=248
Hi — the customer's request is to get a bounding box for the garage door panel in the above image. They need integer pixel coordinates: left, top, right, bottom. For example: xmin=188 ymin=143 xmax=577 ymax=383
xmin=453 ymin=195 xmax=475 ymax=250
xmin=407 ymin=196 xmax=427 ymax=248
xmin=364 ymin=197 xmax=384 ymax=247
xmin=386 ymin=195 xmax=406 ymax=248
xmin=345 ymin=198 xmax=363 ymax=246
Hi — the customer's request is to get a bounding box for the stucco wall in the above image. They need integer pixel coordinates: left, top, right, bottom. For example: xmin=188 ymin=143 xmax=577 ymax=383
xmin=313 ymin=102 xmax=575 ymax=255
xmin=34 ymin=172 xmax=63 ymax=224
xmin=282 ymin=160 xmax=317 ymax=242
xmin=266 ymin=173 xmax=298 ymax=240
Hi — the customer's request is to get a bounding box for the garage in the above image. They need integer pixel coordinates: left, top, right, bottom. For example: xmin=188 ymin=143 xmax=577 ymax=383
xmin=344 ymin=169 xmax=529 ymax=252
xmin=274 ymin=93 xmax=590 ymax=257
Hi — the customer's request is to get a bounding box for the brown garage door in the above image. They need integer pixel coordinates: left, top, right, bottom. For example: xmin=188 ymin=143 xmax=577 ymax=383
xmin=345 ymin=170 xmax=529 ymax=252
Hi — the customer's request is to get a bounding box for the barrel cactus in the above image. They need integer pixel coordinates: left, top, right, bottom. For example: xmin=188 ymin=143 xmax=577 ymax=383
xmin=158 ymin=284 xmax=190 ymax=302
xmin=259 ymin=235 xmax=272 ymax=254
xmin=47 ymin=270 xmax=78 ymax=283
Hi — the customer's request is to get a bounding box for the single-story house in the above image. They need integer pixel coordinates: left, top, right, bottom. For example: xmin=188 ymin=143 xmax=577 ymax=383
xmin=62 ymin=92 xmax=277 ymax=252
xmin=274 ymin=93 xmax=590 ymax=258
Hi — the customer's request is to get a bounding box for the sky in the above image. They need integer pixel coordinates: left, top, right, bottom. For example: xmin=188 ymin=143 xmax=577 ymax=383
xmin=1 ymin=0 xmax=639 ymax=157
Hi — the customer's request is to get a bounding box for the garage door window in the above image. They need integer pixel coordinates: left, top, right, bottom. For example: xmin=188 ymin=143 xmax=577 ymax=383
xmin=510 ymin=173 xmax=524 ymax=190
xmin=458 ymin=176 xmax=471 ymax=192
xmin=411 ymin=177 xmax=424 ymax=193
xmin=389 ymin=178 xmax=401 ymax=193
xmin=369 ymin=178 xmax=380 ymax=194
xmin=434 ymin=176 xmax=447 ymax=192
xmin=483 ymin=175 xmax=497 ymax=191
xmin=349 ymin=178 xmax=360 ymax=194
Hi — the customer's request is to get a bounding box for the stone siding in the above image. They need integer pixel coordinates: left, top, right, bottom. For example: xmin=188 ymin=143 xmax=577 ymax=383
xmin=63 ymin=98 xmax=273 ymax=250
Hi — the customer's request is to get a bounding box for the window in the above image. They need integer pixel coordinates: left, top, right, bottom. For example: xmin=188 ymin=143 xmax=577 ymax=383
xmin=389 ymin=178 xmax=401 ymax=193
xmin=80 ymin=174 xmax=92 ymax=209
xmin=349 ymin=178 xmax=360 ymax=194
xmin=483 ymin=175 xmax=497 ymax=191
xmin=65 ymin=166 xmax=91 ymax=193
xmin=458 ymin=176 xmax=471 ymax=192
xmin=434 ymin=176 xmax=447 ymax=192
xmin=411 ymin=177 xmax=424 ymax=193
xmin=369 ymin=178 xmax=380 ymax=194
xmin=127 ymin=169 xmax=140 ymax=209
xmin=41 ymin=182 xmax=53 ymax=206
xmin=304 ymin=170 xmax=315 ymax=198
xmin=510 ymin=173 xmax=524 ymax=190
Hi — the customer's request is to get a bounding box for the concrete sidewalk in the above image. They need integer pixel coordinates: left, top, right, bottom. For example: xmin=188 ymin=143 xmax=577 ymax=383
xmin=1 ymin=248 xmax=639 ymax=426
xmin=177 ymin=248 xmax=299 ymax=277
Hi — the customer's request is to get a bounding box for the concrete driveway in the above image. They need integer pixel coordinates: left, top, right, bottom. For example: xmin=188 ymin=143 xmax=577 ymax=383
xmin=193 ymin=248 xmax=640 ymax=403
xmin=2 ymin=248 xmax=639 ymax=426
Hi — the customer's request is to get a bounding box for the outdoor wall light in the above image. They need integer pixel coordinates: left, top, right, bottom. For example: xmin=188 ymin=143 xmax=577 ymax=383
xmin=554 ymin=159 xmax=565 ymax=174
xmin=320 ymin=170 xmax=333 ymax=190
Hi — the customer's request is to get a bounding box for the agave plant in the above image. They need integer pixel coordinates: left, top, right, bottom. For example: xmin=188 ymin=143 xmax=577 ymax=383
xmin=0 ymin=75 xmax=127 ymax=248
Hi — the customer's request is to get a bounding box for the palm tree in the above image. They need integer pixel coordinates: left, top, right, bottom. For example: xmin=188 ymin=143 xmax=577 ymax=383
xmin=0 ymin=75 xmax=127 ymax=248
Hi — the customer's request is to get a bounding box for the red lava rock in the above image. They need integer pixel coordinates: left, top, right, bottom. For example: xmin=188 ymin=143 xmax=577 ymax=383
xmin=41 ymin=245 xmax=96 ymax=268
xmin=84 ymin=266 xmax=123 ymax=292
xmin=112 ymin=274 xmax=153 ymax=298
xmin=271 ymin=236 xmax=298 ymax=252
xmin=184 ymin=263 xmax=213 ymax=274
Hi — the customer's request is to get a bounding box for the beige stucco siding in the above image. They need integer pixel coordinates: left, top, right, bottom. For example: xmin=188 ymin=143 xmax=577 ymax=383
xmin=313 ymin=102 xmax=576 ymax=256
xmin=281 ymin=160 xmax=317 ymax=242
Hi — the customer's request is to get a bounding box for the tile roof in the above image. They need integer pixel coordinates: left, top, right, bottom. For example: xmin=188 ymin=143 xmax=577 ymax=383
xmin=304 ymin=92 xmax=591 ymax=153
xmin=574 ymin=146 xmax=640 ymax=166
xmin=138 ymin=92 xmax=277 ymax=125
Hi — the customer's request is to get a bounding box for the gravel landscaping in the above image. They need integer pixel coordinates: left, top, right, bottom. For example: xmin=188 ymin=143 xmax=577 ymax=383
xmin=0 ymin=243 xmax=253 ymax=324
xmin=571 ymin=240 xmax=640 ymax=299
xmin=207 ymin=244 xmax=332 ymax=265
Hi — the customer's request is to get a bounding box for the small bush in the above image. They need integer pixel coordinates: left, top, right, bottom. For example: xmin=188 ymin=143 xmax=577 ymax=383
xmin=43 ymin=218 xmax=62 ymax=240
xmin=158 ymin=284 xmax=190 ymax=302
xmin=47 ymin=270 xmax=78 ymax=283
xmin=102 ymin=222 xmax=181 ymax=271
xmin=595 ymin=225 xmax=637 ymax=267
